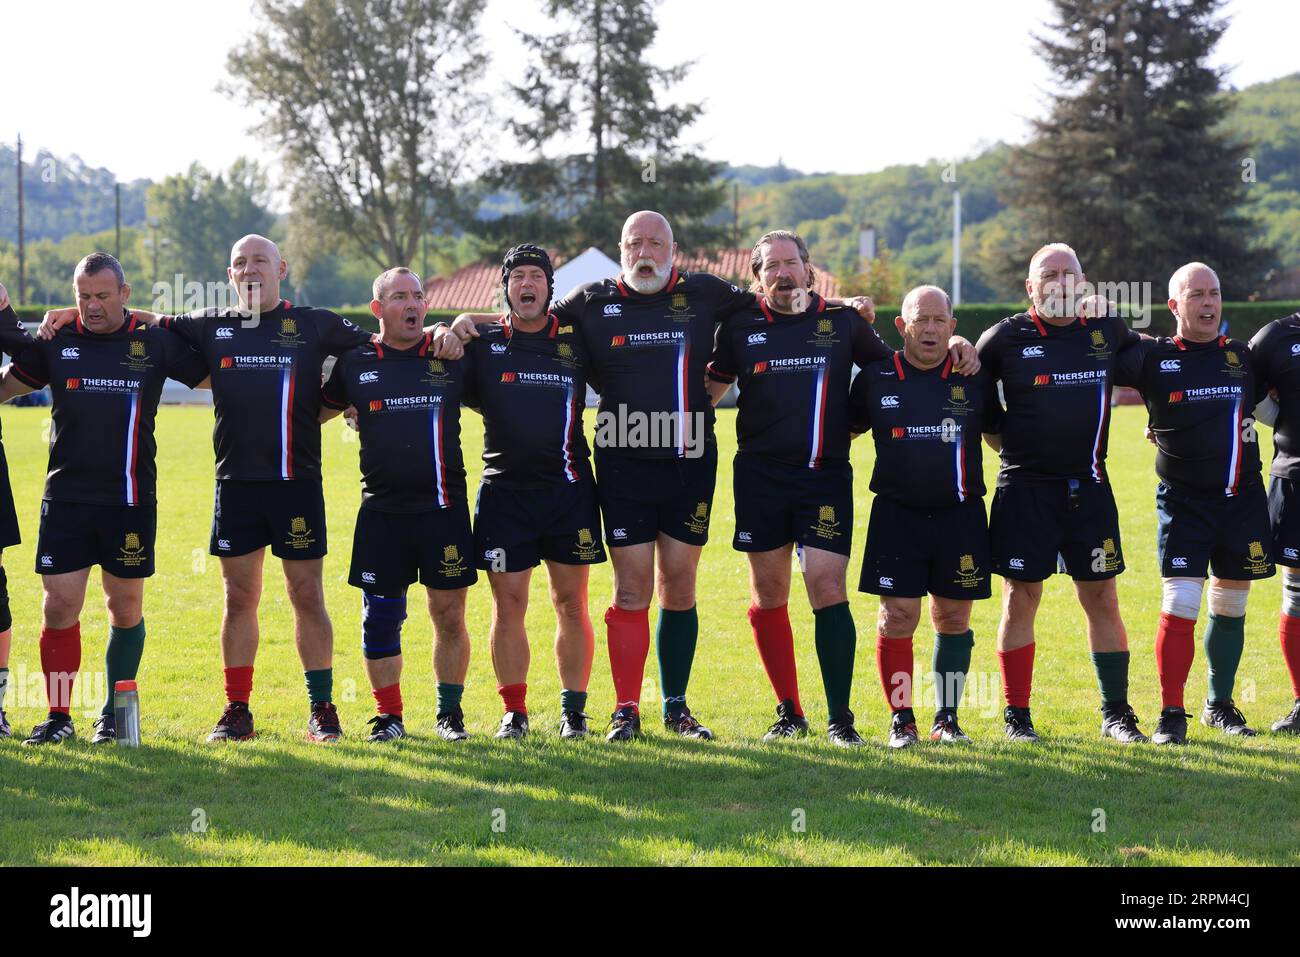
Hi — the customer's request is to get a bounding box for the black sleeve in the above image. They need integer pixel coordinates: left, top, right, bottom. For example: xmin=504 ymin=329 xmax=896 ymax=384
xmin=1247 ymin=346 xmax=1269 ymax=405
xmin=162 ymin=330 xmax=209 ymax=388
xmin=975 ymin=321 xmax=1004 ymax=383
xmin=321 ymin=353 xmax=351 ymax=410
xmin=978 ymin=371 xmax=1003 ymax=434
xmin=549 ymin=286 xmax=588 ymax=327
xmin=1249 ymin=322 xmax=1277 ymax=392
xmin=158 ymin=312 xmax=203 ymax=347
xmin=461 ymin=342 xmax=481 ymax=411
xmin=0 ymin=304 xmax=33 ymax=358
xmin=702 ymin=274 xmax=757 ymax=322
xmin=320 ymin=310 xmax=372 ymax=356
xmin=706 ymin=319 xmax=738 ymax=383
xmin=1109 ymin=312 xmax=1141 ymax=349
xmin=847 ymin=368 xmax=871 ymax=433
xmin=1112 ymin=339 xmax=1151 ymax=391
xmin=850 ymin=312 xmax=892 ymax=366
xmin=10 ymin=340 xmax=49 ymax=388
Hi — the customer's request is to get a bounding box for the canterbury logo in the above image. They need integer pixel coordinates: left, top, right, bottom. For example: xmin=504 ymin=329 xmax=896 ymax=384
xmin=603 ymin=304 xmax=621 ymax=316
xmin=1169 ymin=391 xmax=1183 ymax=403
xmin=359 ymin=371 xmax=378 ymax=383
xmin=216 ymin=327 xmax=234 ymax=339
xmin=881 ymin=395 xmax=899 ymax=407
xmin=1033 ymin=374 xmax=1051 ymax=385
xmin=1159 ymin=359 xmax=1180 ymax=371
xmin=1021 ymin=346 xmax=1043 ymax=357
xmin=747 ymin=333 xmax=766 ymax=345
xmin=1292 ymin=344 xmax=1300 ymax=355
xmin=61 ymin=347 xmax=79 ymax=359
xmin=491 ymin=343 xmax=507 ymax=353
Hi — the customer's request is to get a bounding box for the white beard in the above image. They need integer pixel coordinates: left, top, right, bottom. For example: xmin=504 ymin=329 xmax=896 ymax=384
xmin=623 ymin=258 xmax=672 ymax=294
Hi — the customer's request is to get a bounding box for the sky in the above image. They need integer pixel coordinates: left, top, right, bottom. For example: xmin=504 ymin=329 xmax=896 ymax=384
xmin=1 ymin=0 xmax=1295 ymax=185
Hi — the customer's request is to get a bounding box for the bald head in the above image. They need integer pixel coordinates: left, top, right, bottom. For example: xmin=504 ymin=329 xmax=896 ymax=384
xmin=901 ymin=284 xmax=952 ymax=319
xmin=228 ymin=233 xmax=287 ymax=311
xmin=896 ymin=284 xmax=956 ymax=369
xmin=620 ymin=210 xmax=676 ymax=294
xmin=1167 ymin=261 xmax=1222 ymax=342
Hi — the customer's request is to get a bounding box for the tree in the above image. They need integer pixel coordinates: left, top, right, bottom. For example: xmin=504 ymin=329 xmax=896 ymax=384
xmin=225 ymin=0 xmax=491 ymax=270
xmin=491 ymin=0 xmax=728 ymax=255
xmin=147 ymin=159 xmax=274 ymax=288
xmin=1006 ymin=0 xmax=1273 ymax=297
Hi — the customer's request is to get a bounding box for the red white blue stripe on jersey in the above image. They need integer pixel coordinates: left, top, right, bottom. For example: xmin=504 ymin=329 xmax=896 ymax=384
xmin=1226 ymin=394 xmax=1244 ymax=497
xmin=1090 ymin=380 xmax=1109 ymax=483
xmin=562 ymin=382 xmax=580 ymax=482
xmin=675 ymin=337 xmax=690 ymax=458
xmin=429 ymin=403 xmax=450 ymax=507
xmin=124 ymin=392 xmax=142 ymax=505
xmin=279 ymin=366 xmax=295 ymax=479
xmin=807 ymin=362 xmax=829 ymax=469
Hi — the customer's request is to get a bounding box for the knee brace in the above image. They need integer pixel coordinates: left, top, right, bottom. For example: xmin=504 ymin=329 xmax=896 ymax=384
xmin=1161 ymin=577 xmax=1203 ymax=620
xmin=361 ymin=592 xmax=406 ymax=660
xmin=1284 ymin=568 xmax=1300 ymax=618
xmin=1208 ymin=582 xmax=1249 ymax=618
xmin=0 ymin=566 xmax=10 ymax=633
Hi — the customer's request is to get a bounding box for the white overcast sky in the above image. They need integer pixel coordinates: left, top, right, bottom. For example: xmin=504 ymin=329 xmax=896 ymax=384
xmin=0 ymin=0 xmax=1295 ymax=186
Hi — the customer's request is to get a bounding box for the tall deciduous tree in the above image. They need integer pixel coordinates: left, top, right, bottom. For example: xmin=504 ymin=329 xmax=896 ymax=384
xmin=225 ymin=0 xmax=490 ymax=270
xmin=1007 ymin=0 xmax=1273 ymax=297
xmin=492 ymin=0 xmax=727 ymax=255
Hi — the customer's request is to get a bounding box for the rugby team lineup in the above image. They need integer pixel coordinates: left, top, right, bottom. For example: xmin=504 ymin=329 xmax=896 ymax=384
xmin=0 ymin=207 xmax=1298 ymax=753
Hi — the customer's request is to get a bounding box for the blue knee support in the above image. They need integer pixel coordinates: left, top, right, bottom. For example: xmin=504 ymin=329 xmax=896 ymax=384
xmin=361 ymin=592 xmax=406 ymax=660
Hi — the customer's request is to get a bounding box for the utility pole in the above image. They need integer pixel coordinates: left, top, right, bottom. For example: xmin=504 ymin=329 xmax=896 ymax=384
xmin=16 ymin=134 xmax=25 ymax=306
xmin=115 ymin=182 xmax=121 ymax=259
xmin=952 ymin=190 xmax=962 ymax=307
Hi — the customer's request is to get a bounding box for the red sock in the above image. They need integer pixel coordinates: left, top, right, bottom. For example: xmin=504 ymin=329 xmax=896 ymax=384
xmin=224 ymin=665 xmax=254 ymax=704
xmin=39 ymin=623 xmax=81 ymax=715
xmin=373 ymin=682 xmax=403 ymax=717
xmin=998 ymin=643 xmax=1035 ymax=708
xmin=498 ymin=682 xmax=528 ymax=714
xmin=748 ymin=604 xmax=802 ymax=715
xmin=605 ymin=605 xmax=650 ymax=713
xmin=1281 ymin=614 xmax=1300 ymax=700
xmin=1155 ymin=613 xmax=1196 ymax=709
xmin=876 ymin=634 xmax=914 ymax=712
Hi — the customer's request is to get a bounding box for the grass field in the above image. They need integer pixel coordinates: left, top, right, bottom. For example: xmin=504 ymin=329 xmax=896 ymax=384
xmin=0 ymin=403 xmax=1296 ymax=866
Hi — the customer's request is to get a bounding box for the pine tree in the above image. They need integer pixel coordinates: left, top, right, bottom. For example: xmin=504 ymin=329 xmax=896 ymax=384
xmin=1007 ymin=0 xmax=1274 ymax=297
xmin=490 ymin=0 xmax=728 ymax=255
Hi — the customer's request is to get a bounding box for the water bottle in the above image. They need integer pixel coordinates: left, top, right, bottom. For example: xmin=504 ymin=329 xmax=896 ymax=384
xmin=114 ymin=680 xmax=140 ymax=747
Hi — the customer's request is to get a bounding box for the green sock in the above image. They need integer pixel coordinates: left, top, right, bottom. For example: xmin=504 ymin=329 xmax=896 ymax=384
xmin=933 ymin=630 xmax=974 ymax=711
xmin=304 ymin=667 xmax=333 ymax=705
xmin=102 ymin=620 xmax=146 ymax=716
xmin=1090 ymin=650 xmax=1130 ymax=705
xmin=0 ymin=667 xmax=8 ymax=711
xmin=560 ymin=689 xmax=587 ymax=714
xmin=656 ymin=606 xmax=698 ymax=717
xmin=1204 ymin=613 xmax=1246 ymax=703
xmin=813 ymin=601 xmax=857 ymax=718
xmin=436 ymin=682 xmax=464 ymax=715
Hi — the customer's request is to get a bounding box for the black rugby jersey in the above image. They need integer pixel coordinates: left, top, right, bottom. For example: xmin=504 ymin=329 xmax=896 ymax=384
xmin=1114 ymin=335 xmax=1264 ymax=497
xmin=708 ymin=293 xmax=890 ymax=468
xmin=321 ymin=332 xmax=468 ymax=512
xmin=848 ymin=352 xmax=1000 ymax=508
xmin=550 ymin=269 xmax=754 ymax=459
xmin=160 ymin=300 xmax=370 ymax=481
xmin=0 ymin=303 xmax=35 ymax=443
xmin=10 ymin=312 xmax=208 ymax=505
xmin=976 ymin=309 xmax=1140 ymax=486
xmin=463 ymin=313 xmax=592 ymax=489
xmin=1249 ymin=314 xmax=1300 ymax=480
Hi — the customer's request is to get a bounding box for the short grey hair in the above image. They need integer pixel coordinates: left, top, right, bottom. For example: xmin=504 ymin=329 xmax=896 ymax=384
xmin=1168 ymin=262 xmax=1220 ymax=301
xmin=1028 ymin=242 xmax=1082 ymax=277
xmin=373 ymin=266 xmax=422 ymax=301
xmin=901 ymin=284 xmax=953 ymax=317
xmin=74 ymin=252 xmax=126 ymax=287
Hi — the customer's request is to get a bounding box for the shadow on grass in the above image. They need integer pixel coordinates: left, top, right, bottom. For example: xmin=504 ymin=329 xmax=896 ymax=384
xmin=1 ymin=726 xmax=1297 ymax=866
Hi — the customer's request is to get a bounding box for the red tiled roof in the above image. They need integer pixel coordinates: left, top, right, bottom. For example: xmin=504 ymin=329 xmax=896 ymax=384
xmin=423 ymin=247 xmax=839 ymax=310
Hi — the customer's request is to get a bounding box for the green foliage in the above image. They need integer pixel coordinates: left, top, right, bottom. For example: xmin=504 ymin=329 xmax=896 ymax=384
xmin=0 ymin=144 xmax=149 ymax=242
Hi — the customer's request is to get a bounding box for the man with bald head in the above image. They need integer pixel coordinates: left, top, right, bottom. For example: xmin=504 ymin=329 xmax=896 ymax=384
xmin=1115 ymin=262 xmax=1273 ymax=742
xmin=43 ymin=234 xmax=458 ymax=742
xmin=849 ymin=286 xmax=1001 ymax=746
xmin=976 ymin=243 xmax=1147 ymax=743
